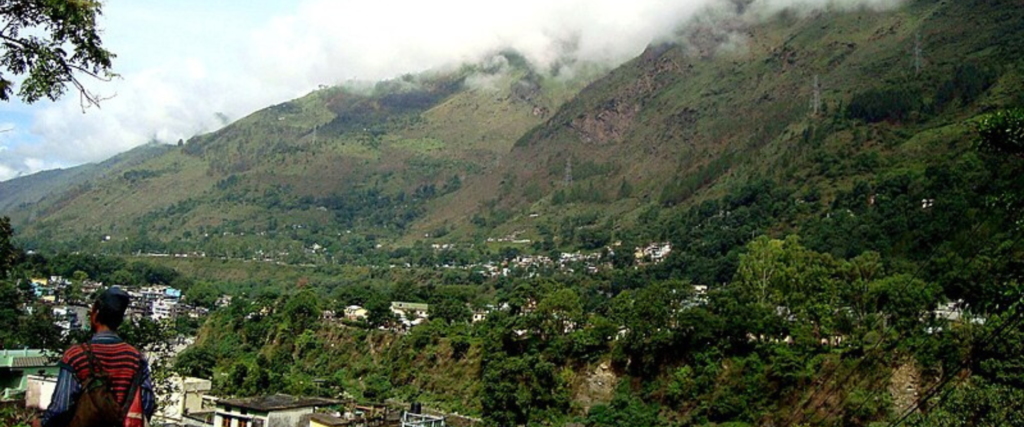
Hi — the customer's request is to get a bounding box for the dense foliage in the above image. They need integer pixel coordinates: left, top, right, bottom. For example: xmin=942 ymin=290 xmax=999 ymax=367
xmin=0 ymin=0 xmax=114 ymax=105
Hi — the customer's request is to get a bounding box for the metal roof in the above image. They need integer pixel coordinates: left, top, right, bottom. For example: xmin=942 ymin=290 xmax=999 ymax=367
xmin=0 ymin=350 xmax=57 ymax=369
xmin=217 ymin=394 xmax=340 ymax=412
xmin=11 ymin=357 xmax=52 ymax=368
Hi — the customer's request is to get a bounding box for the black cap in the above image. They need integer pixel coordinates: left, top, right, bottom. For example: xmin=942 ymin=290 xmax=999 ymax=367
xmin=96 ymin=286 xmax=130 ymax=317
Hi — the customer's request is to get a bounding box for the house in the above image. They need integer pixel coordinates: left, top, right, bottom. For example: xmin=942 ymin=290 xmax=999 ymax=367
xmin=344 ymin=306 xmax=368 ymax=322
xmin=390 ymin=302 xmax=429 ymax=320
xmin=634 ymin=242 xmax=672 ymax=264
xmin=471 ymin=310 xmax=489 ymax=323
xmin=25 ymin=375 xmax=58 ymax=410
xmin=165 ymin=287 xmax=183 ymax=300
xmin=152 ymin=298 xmax=179 ymax=321
xmin=30 ymin=278 xmax=49 ymax=297
xmin=400 ymin=412 xmax=445 ymax=427
xmin=308 ymin=413 xmax=362 ymax=427
xmin=52 ymin=305 xmax=88 ymax=335
xmin=0 ymin=349 xmax=60 ymax=401
xmin=214 ymin=394 xmax=339 ymax=427
xmin=154 ymin=376 xmax=213 ymax=425
xmin=175 ymin=303 xmax=210 ymax=320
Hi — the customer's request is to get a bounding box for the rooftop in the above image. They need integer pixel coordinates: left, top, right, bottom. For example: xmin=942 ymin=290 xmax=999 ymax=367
xmin=391 ymin=302 xmax=429 ymax=310
xmin=0 ymin=350 xmax=57 ymax=369
xmin=217 ymin=394 xmax=340 ymax=412
xmin=309 ymin=413 xmax=354 ymax=426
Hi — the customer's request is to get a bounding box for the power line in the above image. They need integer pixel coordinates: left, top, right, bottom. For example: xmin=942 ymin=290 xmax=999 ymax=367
xmin=787 ymin=219 xmax=1009 ymax=426
xmin=888 ymin=296 xmax=1024 ymax=427
xmin=821 ymin=230 xmax=1023 ymax=426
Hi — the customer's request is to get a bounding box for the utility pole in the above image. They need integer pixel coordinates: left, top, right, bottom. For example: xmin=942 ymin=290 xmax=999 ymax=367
xmin=811 ymin=75 xmax=822 ymax=116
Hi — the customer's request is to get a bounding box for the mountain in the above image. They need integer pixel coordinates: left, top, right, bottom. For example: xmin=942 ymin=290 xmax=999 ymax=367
xmin=1 ymin=55 xmax=602 ymax=258
xmin=0 ymin=142 xmax=173 ymax=212
xmin=4 ymin=2 xmax=1024 ymax=425
xmin=3 ymin=0 xmax=1023 ymax=274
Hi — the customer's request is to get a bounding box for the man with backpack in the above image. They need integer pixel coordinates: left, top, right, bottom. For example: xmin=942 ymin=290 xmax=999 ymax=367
xmin=35 ymin=287 xmax=156 ymax=427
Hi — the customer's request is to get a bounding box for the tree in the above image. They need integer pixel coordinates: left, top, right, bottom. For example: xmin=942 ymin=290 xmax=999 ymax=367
xmin=0 ymin=0 xmax=115 ymax=108
xmin=536 ymin=288 xmax=583 ymax=337
xmin=867 ymin=274 xmax=940 ymax=334
xmin=67 ymin=270 xmax=87 ymax=302
xmin=977 ymin=108 xmax=1024 ymax=158
xmin=364 ymin=292 xmax=395 ymax=328
xmin=109 ymin=269 xmax=136 ymax=287
xmin=429 ymin=297 xmax=470 ymax=325
xmin=282 ymin=290 xmax=321 ymax=332
xmin=0 ymin=217 xmax=15 ymax=277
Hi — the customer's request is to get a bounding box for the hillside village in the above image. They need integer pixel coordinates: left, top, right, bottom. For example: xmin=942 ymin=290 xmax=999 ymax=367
xmin=26 ymin=277 xmax=208 ymax=334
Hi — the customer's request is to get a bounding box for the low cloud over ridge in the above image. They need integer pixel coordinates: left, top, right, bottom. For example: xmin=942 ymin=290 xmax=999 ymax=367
xmin=0 ymin=0 xmax=904 ymax=181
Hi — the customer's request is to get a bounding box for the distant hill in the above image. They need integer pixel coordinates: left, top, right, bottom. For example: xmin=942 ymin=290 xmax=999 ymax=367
xmin=4 ymin=0 xmax=1023 ymax=275
xmin=0 ymin=142 xmax=173 ymax=212
xmin=2 ymin=54 xmax=602 ymax=258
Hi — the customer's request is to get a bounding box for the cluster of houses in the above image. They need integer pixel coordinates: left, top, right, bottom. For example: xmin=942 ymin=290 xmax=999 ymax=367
xmin=327 ymin=301 xmax=502 ymax=330
xmin=328 ymin=302 xmax=433 ymax=329
xmin=124 ymin=285 xmax=209 ymax=323
xmin=432 ymin=241 xmax=674 ymax=278
xmin=633 ymin=242 xmax=672 ymax=265
xmin=24 ymin=276 xmax=208 ymax=336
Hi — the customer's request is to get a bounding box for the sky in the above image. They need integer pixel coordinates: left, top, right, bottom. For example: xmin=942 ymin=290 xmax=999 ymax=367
xmin=0 ymin=0 xmax=903 ymax=182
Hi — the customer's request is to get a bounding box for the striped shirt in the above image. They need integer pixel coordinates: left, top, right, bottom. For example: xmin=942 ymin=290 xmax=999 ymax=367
xmin=41 ymin=331 xmax=156 ymax=427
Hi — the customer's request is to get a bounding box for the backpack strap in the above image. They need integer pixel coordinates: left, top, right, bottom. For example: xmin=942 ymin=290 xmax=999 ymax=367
xmin=121 ymin=352 xmax=146 ymax=419
xmin=81 ymin=343 xmax=103 ymax=380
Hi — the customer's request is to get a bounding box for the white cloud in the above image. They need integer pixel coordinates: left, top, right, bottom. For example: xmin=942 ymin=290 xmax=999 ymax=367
xmin=3 ymin=0 xmax=905 ymax=181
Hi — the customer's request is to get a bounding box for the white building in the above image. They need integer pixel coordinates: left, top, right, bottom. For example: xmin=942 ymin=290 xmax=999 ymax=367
xmin=344 ymin=305 xmax=368 ymax=321
xmin=152 ymin=299 xmax=178 ymax=322
xmin=25 ymin=375 xmax=58 ymax=410
xmin=214 ymin=394 xmax=339 ymax=427
xmin=153 ymin=376 xmax=213 ymax=425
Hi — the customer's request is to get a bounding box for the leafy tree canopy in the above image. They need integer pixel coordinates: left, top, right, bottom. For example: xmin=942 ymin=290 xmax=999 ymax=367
xmin=0 ymin=0 xmax=114 ymax=106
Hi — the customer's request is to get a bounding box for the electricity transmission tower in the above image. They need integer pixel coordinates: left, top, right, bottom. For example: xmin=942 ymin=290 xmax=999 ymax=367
xmin=914 ymin=32 xmax=923 ymax=75
xmin=811 ymin=75 xmax=822 ymax=116
xmin=564 ymin=157 xmax=573 ymax=186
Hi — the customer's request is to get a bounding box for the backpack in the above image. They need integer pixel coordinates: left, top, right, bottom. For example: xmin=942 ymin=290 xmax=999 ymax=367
xmin=67 ymin=343 xmax=144 ymax=427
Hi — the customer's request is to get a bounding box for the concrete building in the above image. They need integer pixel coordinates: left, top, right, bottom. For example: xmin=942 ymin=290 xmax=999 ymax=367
xmin=308 ymin=413 xmax=362 ymax=427
xmin=390 ymin=302 xmax=429 ymax=326
xmin=344 ymin=306 xmax=368 ymax=322
xmin=152 ymin=298 xmax=179 ymax=321
xmin=52 ymin=305 xmax=89 ymax=335
xmin=0 ymin=349 xmax=59 ymax=401
xmin=154 ymin=376 xmax=213 ymax=425
xmin=25 ymin=375 xmax=58 ymax=410
xmin=400 ymin=412 xmax=445 ymax=427
xmin=214 ymin=394 xmax=339 ymax=427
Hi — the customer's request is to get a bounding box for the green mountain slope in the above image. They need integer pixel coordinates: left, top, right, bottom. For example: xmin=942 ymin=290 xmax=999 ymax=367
xmin=0 ymin=142 xmax=173 ymax=213
xmin=5 ymin=0 xmax=1024 ymax=273
xmin=431 ymin=0 xmax=1024 ymax=263
xmin=3 ymin=56 xmax=600 ymax=257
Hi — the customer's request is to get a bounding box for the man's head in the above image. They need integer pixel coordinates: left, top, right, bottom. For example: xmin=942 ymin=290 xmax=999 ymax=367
xmin=90 ymin=287 xmax=130 ymax=331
